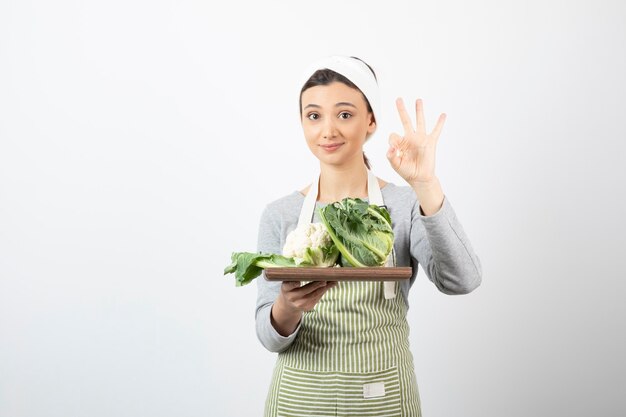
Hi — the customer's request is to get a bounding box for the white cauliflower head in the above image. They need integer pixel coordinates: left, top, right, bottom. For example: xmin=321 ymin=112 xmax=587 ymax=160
xmin=282 ymin=222 xmax=339 ymax=266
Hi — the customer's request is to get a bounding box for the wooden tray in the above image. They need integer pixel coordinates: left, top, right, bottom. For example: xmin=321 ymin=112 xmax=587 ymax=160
xmin=264 ymin=267 xmax=412 ymax=281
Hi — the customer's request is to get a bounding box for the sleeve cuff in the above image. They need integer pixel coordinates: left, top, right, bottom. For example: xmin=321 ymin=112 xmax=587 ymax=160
xmin=259 ymin=304 xmax=301 ymax=352
xmin=418 ymin=195 xmax=451 ymax=221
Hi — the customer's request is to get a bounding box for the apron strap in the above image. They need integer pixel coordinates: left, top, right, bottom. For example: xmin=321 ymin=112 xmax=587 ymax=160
xmin=367 ymin=171 xmax=396 ymax=299
xmin=367 ymin=169 xmax=384 ymax=206
xmin=297 ymin=174 xmax=319 ymax=228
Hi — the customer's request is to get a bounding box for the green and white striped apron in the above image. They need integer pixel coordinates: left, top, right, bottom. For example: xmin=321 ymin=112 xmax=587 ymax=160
xmin=264 ymin=171 xmax=421 ymax=417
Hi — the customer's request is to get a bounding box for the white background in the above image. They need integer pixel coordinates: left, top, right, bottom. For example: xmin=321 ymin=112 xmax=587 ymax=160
xmin=1 ymin=1 xmax=625 ymax=416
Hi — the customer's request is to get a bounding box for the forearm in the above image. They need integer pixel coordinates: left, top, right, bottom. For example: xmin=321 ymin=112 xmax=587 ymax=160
xmin=256 ymin=301 xmax=301 ymax=353
xmin=256 ymin=278 xmax=302 ymax=352
xmin=411 ymin=196 xmax=482 ymax=294
xmin=410 ymin=177 xmax=445 ymax=216
xmin=270 ymin=297 xmax=302 ymax=337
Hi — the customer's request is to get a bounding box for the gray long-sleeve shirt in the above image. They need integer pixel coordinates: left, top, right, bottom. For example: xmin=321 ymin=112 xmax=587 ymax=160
xmin=255 ymin=182 xmax=482 ymax=353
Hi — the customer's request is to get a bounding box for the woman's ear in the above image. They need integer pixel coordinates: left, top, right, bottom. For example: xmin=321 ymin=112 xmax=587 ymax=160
xmin=367 ymin=113 xmax=377 ymax=134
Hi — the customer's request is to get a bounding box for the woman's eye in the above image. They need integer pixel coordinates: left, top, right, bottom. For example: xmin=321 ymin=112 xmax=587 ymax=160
xmin=307 ymin=113 xmax=319 ymax=120
xmin=339 ymin=112 xmax=352 ymax=120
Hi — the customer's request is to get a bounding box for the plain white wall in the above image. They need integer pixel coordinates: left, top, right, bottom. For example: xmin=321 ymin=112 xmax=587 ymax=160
xmin=1 ymin=0 xmax=625 ymax=416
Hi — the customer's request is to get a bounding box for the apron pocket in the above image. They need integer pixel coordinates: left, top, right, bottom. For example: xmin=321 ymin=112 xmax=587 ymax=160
xmin=277 ymin=365 xmax=402 ymax=417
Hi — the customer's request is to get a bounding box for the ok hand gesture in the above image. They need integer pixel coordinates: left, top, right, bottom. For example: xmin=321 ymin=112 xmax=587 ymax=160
xmin=386 ymin=98 xmax=446 ymax=187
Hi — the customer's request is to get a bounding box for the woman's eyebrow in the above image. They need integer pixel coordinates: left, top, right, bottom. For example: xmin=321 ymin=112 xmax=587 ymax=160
xmin=303 ymin=102 xmax=357 ymax=110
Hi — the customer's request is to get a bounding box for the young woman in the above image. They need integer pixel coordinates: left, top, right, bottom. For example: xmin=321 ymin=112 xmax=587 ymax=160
xmin=255 ymin=55 xmax=482 ymax=417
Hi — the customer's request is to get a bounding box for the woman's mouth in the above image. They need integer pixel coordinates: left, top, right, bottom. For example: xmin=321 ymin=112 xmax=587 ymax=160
xmin=320 ymin=143 xmax=344 ymax=152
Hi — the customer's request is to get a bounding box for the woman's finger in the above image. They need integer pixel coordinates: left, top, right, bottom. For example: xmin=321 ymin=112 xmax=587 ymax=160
xmin=415 ymin=99 xmax=426 ymax=134
xmin=396 ymin=98 xmax=414 ymax=135
xmin=388 ymin=132 xmax=404 ymax=149
xmin=387 ymin=133 xmax=405 ymax=162
xmin=290 ymin=282 xmax=335 ymax=311
xmin=282 ymin=281 xmax=301 ymax=291
xmin=292 ymin=281 xmax=329 ymax=297
xmin=303 ymin=284 xmax=335 ymax=310
xmin=431 ymin=113 xmax=447 ymax=140
xmin=389 ymin=133 xmax=403 ymax=148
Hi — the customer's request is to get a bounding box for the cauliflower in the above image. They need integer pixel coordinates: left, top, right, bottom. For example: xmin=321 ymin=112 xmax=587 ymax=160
xmin=282 ymin=222 xmax=339 ymax=267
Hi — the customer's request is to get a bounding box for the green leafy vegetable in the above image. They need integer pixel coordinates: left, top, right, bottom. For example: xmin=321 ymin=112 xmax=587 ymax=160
xmin=319 ymin=197 xmax=394 ymax=267
xmin=224 ymin=252 xmax=297 ymax=287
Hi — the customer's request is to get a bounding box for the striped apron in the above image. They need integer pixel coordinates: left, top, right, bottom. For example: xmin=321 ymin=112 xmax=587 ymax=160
xmin=264 ymin=171 xmax=421 ymax=417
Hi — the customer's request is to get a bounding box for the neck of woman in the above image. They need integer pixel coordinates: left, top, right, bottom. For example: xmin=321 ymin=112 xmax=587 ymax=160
xmin=317 ymin=157 xmax=369 ymax=204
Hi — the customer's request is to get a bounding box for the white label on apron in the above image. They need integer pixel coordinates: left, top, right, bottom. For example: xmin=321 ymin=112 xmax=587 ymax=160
xmin=384 ymin=281 xmax=396 ymax=299
xmin=363 ymin=382 xmax=386 ymax=398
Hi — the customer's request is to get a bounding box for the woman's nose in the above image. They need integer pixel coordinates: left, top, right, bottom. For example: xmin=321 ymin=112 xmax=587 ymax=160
xmin=322 ymin=118 xmax=338 ymax=139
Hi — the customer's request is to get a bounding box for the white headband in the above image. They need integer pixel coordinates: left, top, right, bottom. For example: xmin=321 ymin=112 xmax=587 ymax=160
xmin=299 ymin=56 xmax=380 ymax=128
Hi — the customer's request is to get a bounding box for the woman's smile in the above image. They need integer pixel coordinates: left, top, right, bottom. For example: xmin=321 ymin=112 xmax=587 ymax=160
xmin=320 ymin=142 xmax=345 ymax=152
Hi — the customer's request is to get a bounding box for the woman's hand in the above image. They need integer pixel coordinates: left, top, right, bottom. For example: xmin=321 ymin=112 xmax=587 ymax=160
xmin=271 ymin=281 xmax=336 ymax=336
xmin=387 ymin=98 xmax=446 ymax=215
xmin=387 ymin=98 xmax=446 ymax=186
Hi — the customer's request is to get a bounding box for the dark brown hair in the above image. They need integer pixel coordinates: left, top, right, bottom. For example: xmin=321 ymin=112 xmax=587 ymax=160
xmin=299 ymin=57 xmax=377 ymax=169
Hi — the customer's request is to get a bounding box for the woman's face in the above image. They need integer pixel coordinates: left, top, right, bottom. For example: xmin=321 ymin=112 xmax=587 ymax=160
xmin=300 ymin=82 xmax=376 ymax=166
